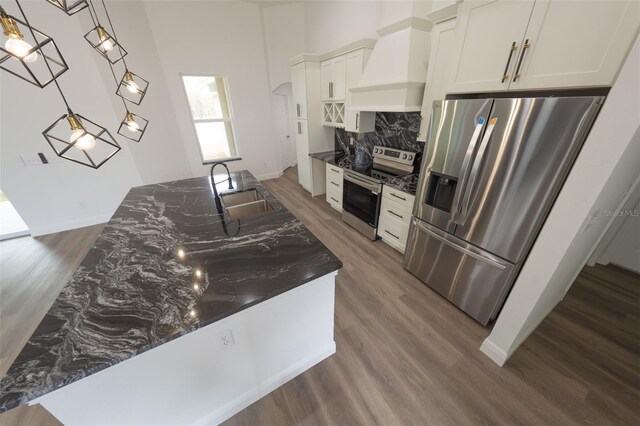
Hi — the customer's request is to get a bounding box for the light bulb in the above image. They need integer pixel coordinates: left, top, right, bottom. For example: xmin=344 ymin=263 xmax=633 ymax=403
xmin=100 ymin=38 xmax=114 ymax=52
xmin=126 ymin=120 xmax=139 ymax=132
xmin=126 ymin=81 xmax=139 ymax=93
xmin=70 ymin=129 xmax=96 ymax=150
xmin=5 ymin=37 xmax=37 ymax=63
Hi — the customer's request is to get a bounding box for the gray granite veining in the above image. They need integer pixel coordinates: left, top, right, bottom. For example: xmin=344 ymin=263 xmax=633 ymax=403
xmin=0 ymin=170 xmax=342 ymax=413
xmin=384 ymin=173 xmax=420 ymax=196
xmin=309 ymin=150 xmax=354 ymax=168
xmin=335 ymin=112 xmax=425 ymax=163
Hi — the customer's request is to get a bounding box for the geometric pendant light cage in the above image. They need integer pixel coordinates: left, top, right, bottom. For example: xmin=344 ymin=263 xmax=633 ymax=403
xmin=46 ymin=0 xmax=88 ymax=16
xmin=43 ymin=111 xmax=121 ymax=169
xmin=117 ymin=111 xmax=147 ymax=142
xmin=84 ymin=24 xmax=126 ymax=64
xmin=116 ymin=70 xmax=148 ymax=105
xmin=0 ymin=8 xmax=68 ymax=87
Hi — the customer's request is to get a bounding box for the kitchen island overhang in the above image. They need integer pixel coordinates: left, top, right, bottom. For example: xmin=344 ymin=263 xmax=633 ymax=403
xmin=0 ymin=170 xmax=342 ymax=424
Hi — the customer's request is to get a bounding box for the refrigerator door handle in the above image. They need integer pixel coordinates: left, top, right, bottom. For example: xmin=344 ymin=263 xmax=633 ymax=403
xmin=413 ymin=220 xmax=507 ymax=270
xmin=459 ymin=117 xmax=498 ymax=225
xmin=451 ymin=119 xmax=486 ymax=224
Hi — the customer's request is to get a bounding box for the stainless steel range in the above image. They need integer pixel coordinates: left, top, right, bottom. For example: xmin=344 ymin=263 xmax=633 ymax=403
xmin=342 ymin=146 xmax=417 ymax=240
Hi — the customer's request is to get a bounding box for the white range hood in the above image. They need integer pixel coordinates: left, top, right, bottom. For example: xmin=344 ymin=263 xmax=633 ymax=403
xmin=350 ymin=17 xmax=431 ymax=112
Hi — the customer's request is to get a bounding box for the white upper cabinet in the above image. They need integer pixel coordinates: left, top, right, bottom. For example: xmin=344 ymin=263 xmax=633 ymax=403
xmin=447 ymin=0 xmax=639 ymax=94
xmin=321 ymin=55 xmax=347 ymax=101
xmin=291 ymin=62 xmax=307 ymax=120
xmin=447 ymin=0 xmax=535 ymax=94
xmin=345 ymin=49 xmax=375 ymax=133
xmin=509 ymin=0 xmax=640 ymax=90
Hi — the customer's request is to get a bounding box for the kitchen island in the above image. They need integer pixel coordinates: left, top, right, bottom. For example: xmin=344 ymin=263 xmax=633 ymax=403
xmin=0 ymin=170 xmax=342 ymax=424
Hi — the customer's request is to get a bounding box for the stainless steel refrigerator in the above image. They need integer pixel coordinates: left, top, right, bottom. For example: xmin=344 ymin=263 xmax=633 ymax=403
xmin=403 ymin=95 xmax=605 ymax=325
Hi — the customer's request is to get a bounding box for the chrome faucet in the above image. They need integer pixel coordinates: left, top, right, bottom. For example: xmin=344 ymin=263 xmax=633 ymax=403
xmin=210 ymin=162 xmax=234 ymax=213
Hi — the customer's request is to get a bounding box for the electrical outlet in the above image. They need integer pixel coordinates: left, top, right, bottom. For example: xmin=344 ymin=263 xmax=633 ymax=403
xmin=21 ymin=154 xmax=44 ymax=166
xmin=217 ymin=329 xmax=235 ymax=347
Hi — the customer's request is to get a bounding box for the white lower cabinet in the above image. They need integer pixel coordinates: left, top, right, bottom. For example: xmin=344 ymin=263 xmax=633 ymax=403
xmin=379 ymin=186 xmax=415 ymax=253
xmin=326 ymin=164 xmax=343 ymax=211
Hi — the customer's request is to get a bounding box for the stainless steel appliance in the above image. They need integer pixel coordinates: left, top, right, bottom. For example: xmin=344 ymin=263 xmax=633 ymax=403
xmin=404 ymin=95 xmax=605 ymax=325
xmin=342 ymin=146 xmax=416 ymax=240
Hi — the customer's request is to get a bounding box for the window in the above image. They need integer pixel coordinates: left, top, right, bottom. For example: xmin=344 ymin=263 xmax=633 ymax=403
xmin=181 ymin=75 xmax=238 ymax=162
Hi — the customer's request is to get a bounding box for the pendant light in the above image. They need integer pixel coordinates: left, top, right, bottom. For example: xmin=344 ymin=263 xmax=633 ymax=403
xmin=8 ymin=0 xmax=122 ymax=168
xmin=117 ymin=69 xmax=148 ymax=105
xmin=95 ymin=0 xmax=149 ymax=105
xmin=46 ymin=0 xmax=88 ymax=16
xmin=83 ymin=0 xmax=126 ymax=64
xmin=0 ymin=4 xmax=68 ymax=88
xmin=118 ymin=111 xmax=148 ymax=142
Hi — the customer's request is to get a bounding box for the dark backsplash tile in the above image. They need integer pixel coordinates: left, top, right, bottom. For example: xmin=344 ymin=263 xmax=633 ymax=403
xmin=335 ymin=112 xmax=425 ymax=164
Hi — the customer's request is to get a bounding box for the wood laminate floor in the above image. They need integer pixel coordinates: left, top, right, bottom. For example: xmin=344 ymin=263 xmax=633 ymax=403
xmin=0 ymin=167 xmax=638 ymax=425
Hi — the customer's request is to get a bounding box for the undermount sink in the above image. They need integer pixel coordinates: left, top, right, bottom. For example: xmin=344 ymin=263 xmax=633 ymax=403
xmin=220 ymin=189 xmax=274 ymax=220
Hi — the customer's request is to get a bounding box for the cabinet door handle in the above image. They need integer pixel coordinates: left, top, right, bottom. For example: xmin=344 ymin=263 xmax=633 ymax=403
xmin=390 ymin=192 xmax=406 ymax=201
xmin=330 ymin=168 xmax=340 ymax=173
xmin=330 ymin=181 xmax=340 ymax=187
xmin=296 ymin=103 xmax=300 ymax=117
xmin=388 ymin=210 xmax=403 ymax=219
xmin=297 ymin=122 xmax=301 ymax=134
xmin=330 ymin=197 xmax=339 ymax=203
xmin=501 ymin=42 xmax=517 ymax=83
xmin=512 ymin=39 xmax=530 ymax=82
xmin=384 ymin=230 xmax=400 ymax=240
xmin=355 ymin=113 xmax=360 ymax=130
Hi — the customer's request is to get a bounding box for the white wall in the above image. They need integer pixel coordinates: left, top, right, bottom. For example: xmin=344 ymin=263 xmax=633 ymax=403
xmin=142 ymin=0 xmax=281 ymax=180
xmin=592 ymin=194 xmax=640 ymax=273
xmin=481 ymin=37 xmax=640 ymax=366
xmin=0 ymin=0 xmax=142 ymax=236
xmin=83 ymin=1 xmax=193 ymax=185
xmin=304 ymin=1 xmax=379 ymax=53
xmin=261 ymin=2 xmax=305 ymax=91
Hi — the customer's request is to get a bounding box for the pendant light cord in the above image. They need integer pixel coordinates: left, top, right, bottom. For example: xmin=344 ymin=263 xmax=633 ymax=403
xmin=14 ymin=0 xmax=72 ymax=112
xmin=87 ymin=0 xmax=128 ymax=70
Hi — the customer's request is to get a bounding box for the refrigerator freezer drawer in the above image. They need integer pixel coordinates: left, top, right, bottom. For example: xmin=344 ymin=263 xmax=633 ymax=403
xmin=403 ymin=219 xmax=517 ymax=325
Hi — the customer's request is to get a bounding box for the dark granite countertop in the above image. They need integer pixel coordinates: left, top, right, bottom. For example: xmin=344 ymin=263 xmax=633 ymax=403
xmin=0 ymin=170 xmax=342 ymax=413
xmin=309 ymin=150 xmax=355 ymax=168
xmin=383 ymin=173 xmax=420 ymax=196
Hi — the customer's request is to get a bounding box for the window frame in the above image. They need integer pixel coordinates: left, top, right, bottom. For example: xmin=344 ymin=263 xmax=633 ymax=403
xmin=179 ymin=73 xmax=241 ymax=164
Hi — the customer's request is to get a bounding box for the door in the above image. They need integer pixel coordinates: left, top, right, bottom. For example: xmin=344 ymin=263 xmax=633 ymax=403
xmin=510 ymin=0 xmax=640 ymax=90
xmin=345 ymin=50 xmax=364 ymax=131
xmin=404 ymin=219 xmax=516 ymax=325
xmin=295 ymin=120 xmax=311 ymax=190
xmin=418 ymin=18 xmax=457 ymax=142
xmin=321 ymin=61 xmax=332 ymax=101
xmin=413 ymin=98 xmax=493 ymax=233
xmin=454 ymin=96 xmax=604 ymax=263
xmin=447 ymin=0 xmax=535 ymax=94
xmin=330 ymin=55 xmax=347 ymax=101
xmin=273 ymin=94 xmax=295 ymax=169
xmin=291 ymin=62 xmax=307 ymax=120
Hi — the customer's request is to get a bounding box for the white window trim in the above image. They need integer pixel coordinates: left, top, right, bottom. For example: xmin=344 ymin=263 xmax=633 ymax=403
xmin=179 ymin=73 xmax=241 ymax=164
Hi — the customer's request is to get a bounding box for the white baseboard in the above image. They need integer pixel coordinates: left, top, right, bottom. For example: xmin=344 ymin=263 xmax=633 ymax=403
xmin=196 ymin=342 xmax=336 ymax=425
xmin=254 ymin=170 xmax=284 ymax=181
xmin=0 ymin=229 xmax=30 ymax=241
xmin=480 ymin=338 xmax=509 ymax=367
xmin=29 ymin=213 xmax=112 ymax=237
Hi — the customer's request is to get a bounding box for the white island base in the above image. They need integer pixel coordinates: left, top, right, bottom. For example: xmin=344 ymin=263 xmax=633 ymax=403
xmin=31 ymin=272 xmax=337 ymax=425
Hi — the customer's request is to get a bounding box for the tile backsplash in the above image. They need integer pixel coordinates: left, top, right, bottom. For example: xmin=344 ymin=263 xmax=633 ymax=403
xmin=335 ymin=112 xmax=425 ymax=165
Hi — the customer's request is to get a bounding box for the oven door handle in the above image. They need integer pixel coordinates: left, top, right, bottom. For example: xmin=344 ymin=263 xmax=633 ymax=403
xmin=343 ymin=172 xmax=380 ymax=193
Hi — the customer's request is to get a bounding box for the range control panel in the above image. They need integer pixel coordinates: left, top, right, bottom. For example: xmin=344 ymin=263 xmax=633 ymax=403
xmin=372 ymin=145 xmax=417 ymax=166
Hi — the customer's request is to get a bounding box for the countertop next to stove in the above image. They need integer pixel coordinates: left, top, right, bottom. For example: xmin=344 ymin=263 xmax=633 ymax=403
xmin=0 ymin=170 xmax=343 ymax=413
xmin=383 ymin=173 xmax=420 ymax=196
xmin=310 ymin=150 xmax=419 ymax=196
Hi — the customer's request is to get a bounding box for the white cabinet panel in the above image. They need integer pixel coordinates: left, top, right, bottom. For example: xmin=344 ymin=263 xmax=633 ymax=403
xmin=321 ymin=61 xmax=332 ymax=101
xmin=345 ymin=50 xmax=375 ymax=133
xmin=447 ymin=0 xmax=536 ymax=94
xmin=510 ymin=0 xmax=640 ymax=90
xmin=418 ymin=17 xmax=457 ymax=141
xmin=321 ymin=56 xmax=347 ymax=102
xmin=291 ymin=62 xmax=307 ymax=120
xmin=295 ymin=120 xmax=310 ymax=190
xmin=325 ymin=163 xmax=343 ymax=211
